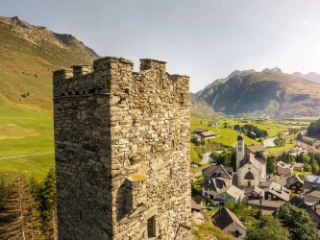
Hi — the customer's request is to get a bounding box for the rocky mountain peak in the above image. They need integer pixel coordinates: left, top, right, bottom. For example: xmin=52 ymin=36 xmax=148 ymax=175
xmin=262 ymin=67 xmax=282 ymax=73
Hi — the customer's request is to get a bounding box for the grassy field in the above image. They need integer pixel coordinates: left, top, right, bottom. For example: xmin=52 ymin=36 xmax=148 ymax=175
xmin=0 ymin=103 xmax=54 ymax=180
xmin=189 ymin=115 xmax=308 ymax=164
xmin=0 ymin=18 xmax=99 ymax=181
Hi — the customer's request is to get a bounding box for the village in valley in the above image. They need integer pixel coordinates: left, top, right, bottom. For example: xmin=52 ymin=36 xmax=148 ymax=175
xmin=190 ymin=116 xmax=320 ymax=239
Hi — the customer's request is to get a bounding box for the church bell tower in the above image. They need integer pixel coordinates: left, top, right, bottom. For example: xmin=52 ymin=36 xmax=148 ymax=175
xmin=236 ymin=135 xmax=244 ymax=170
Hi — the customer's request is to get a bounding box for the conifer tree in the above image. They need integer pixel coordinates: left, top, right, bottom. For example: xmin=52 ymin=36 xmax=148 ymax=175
xmin=0 ymin=172 xmax=34 ymax=239
xmin=33 ymin=167 xmax=57 ymax=240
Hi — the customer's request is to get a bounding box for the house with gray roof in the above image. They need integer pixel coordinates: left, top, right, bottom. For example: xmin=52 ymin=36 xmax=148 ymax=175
xmin=202 ymin=165 xmax=232 ymax=199
xmin=244 ymin=186 xmax=264 ymax=200
xmin=248 ymin=199 xmax=285 ymax=215
xmin=213 ymin=207 xmax=246 ymax=239
xmin=276 ymin=161 xmax=293 ymax=176
xmin=264 ymin=181 xmax=290 ymax=202
xmin=304 ymin=175 xmax=320 ymax=190
xmin=215 ymin=185 xmax=243 ymax=203
xmin=302 ymin=189 xmax=320 ymax=206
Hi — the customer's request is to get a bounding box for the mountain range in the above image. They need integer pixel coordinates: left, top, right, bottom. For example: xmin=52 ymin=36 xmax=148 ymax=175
xmin=191 ymin=67 xmax=320 ymax=117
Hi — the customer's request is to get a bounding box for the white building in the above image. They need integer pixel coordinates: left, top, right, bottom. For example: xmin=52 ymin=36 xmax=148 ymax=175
xmin=236 ymin=135 xmax=267 ymax=187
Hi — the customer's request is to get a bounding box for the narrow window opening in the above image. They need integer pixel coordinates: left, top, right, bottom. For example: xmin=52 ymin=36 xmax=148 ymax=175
xmin=172 ymin=140 xmax=175 ymax=148
xmin=147 ymin=215 xmax=156 ymax=238
xmin=80 ymin=210 xmax=83 ymax=220
xmin=125 ymin=88 xmax=130 ymax=94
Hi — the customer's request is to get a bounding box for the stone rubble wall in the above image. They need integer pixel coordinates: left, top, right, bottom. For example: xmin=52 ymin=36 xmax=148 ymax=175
xmin=54 ymin=57 xmax=191 ymax=240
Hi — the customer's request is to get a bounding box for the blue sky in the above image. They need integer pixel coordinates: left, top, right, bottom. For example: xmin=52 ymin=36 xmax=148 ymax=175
xmin=1 ymin=0 xmax=320 ymax=92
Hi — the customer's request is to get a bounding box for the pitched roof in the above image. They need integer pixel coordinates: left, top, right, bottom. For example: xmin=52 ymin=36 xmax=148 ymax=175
xmin=199 ymin=131 xmax=216 ymax=137
xmin=293 ymin=162 xmax=305 ymax=168
xmin=290 ymin=196 xmax=308 ymax=209
xmin=248 ymin=199 xmax=285 ymax=208
xmin=305 ymin=175 xmax=320 ymax=184
xmin=265 ymin=181 xmax=290 ymax=202
xmin=216 ymin=185 xmax=242 ymax=199
xmin=244 ymin=186 xmax=264 ymax=196
xmin=202 ymin=178 xmax=226 ymax=192
xmin=238 ymin=153 xmax=266 ymax=170
xmin=247 ymin=145 xmax=265 ymax=153
xmin=277 ymin=161 xmax=293 ymax=169
xmin=213 ymin=207 xmax=246 ymax=231
xmin=286 ymin=174 xmax=303 ymax=188
xmin=193 ymin=129 xmax=207 ymax=133
xmin=202 ymin=165 xmax=233 ymax=179
xmin=303 ymin=189 xmax=320 ymax=199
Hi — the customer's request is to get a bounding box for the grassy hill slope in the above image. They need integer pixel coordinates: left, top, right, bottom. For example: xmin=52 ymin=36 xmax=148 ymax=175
xmin=0 ymin=16 xmax=99 ymax=179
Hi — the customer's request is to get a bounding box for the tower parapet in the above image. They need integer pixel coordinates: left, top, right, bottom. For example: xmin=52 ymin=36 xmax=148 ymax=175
xmin=53 ymin=56 xmax=191 ymax=239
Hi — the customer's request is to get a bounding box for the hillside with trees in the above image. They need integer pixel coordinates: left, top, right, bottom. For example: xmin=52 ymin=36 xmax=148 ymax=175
xmin=307 ymin=119 xmax=320 ymax=137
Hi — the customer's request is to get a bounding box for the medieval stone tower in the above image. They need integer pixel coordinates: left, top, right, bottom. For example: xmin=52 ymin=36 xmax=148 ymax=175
xmin=53 ymin=57 xmax=191 ymax=240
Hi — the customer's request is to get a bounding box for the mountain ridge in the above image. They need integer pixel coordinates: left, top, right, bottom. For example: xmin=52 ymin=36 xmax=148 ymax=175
xmin=197 ymin=70 xmax=320 ymax=116
xmin=0 ymin=15 xmax=99 ymax=113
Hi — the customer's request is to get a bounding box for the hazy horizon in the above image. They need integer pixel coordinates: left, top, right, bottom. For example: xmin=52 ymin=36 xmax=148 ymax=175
xmin=2 ymin=0 xmax=320 ymax=92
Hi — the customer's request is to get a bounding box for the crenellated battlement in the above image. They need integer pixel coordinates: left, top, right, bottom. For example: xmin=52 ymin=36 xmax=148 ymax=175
xmin=54 ymin=56 xmax=191 ymax=240
xmin=53 ymin=56 xmax=190 ymax=100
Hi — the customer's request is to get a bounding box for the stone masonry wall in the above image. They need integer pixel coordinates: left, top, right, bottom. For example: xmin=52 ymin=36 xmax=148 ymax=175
xmin=53 ymin=57 xmax=191 ymax=240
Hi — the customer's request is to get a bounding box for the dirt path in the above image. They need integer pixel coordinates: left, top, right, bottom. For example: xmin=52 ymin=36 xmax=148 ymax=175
xmin=0 ymin=152 xmax=54 ymax=160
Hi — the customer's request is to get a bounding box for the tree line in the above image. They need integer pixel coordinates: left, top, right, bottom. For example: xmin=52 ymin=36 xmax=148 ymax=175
xmin=266 ymin=152 xmax=320 ymax=175
xmin=0 ymin=168 xmax=57 ymax=240
xmin=234 ymin=124 xmax=268 ymax=140
xmin=307 ymin=119 xmax=320 ymax=137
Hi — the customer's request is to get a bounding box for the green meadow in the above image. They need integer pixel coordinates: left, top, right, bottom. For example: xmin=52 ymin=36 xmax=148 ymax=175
xmin=190 ymin=114 xmax=308 ymax=162
xmin=0 ymin=108 xmax=315 ymax=181
xmin=0 ymin=104 xmax=54 ymax=180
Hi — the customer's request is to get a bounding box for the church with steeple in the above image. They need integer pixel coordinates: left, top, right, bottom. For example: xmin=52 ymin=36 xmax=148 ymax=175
xmin=236 ymin=135 xmax=267 ymax=187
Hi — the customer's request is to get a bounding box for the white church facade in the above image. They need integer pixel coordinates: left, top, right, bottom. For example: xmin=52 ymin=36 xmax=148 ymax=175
xmin=236 ymin=135 xmax=267 ymax=187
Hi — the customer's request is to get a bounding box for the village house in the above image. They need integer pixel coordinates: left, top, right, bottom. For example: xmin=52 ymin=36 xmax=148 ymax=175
xmin=202 ymin=165 xmax=233 ymax=200
xmin=193 ymin=128 xmax=216 ymax=140
xmin=198 ymin=131 xmax=216 ymax=140
xmin=302 ymin=189 xmax=320 ymax=206
xmin=193 ymin=129 xmax=207 ymax=134
xmin=304 ymin=175 xmax=320 ymax=190
xmin=261 ymin=181 xmax=290 ymax=202
xmin=248 ymin=199 xmax=285 ymax=215
xmin=276 ymin=161 xmax=294 ymax=176
xmin=246 ymin=145 xmax=266 ymax=155
xmin=215 ymin=185 xmax=243 ymax=203
xmin=243 ymin=186 xmax=264 ymax=200
xmin=293 ymin=162 xmax=305 ymax=172
xmin=213 ymin=207 xmax=246 ymax=239
xmin=286 ymin=174 xmax=303 ymax=194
